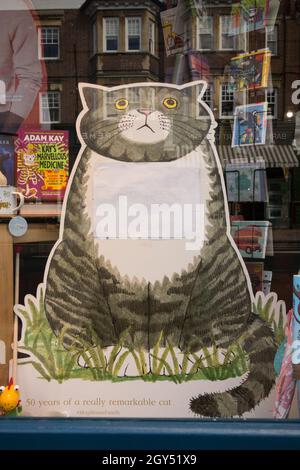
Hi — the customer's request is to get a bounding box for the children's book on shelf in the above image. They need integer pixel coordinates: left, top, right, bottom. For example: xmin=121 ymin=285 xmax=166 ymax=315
xmin=245 ymin=261 xmax=264 ymax=293
xmin=225 ymin=162 xmax=268 ymax=202
xmin=0 ymin=135 xmax=15 ymax=185
xmin=231 ymin=220 xmax=273 ymax=259
xmin=15 ymin=129 xmax=69 ymax=201
xmin=232 ymin=102 xmax=268 ymax=147
xmin=230 ymin=49 xmax=271 ymax=91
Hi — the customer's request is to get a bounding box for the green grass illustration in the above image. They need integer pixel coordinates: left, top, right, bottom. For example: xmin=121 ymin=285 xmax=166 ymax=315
xmin=15 ymin=285 xmax=284 ymax=383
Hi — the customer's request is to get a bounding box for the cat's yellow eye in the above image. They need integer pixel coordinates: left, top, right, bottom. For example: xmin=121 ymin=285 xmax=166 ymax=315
xmin=163 ymin=97 xmax=178 ymax=109
xmin=115 ymin=98 xmax=129 ymax=110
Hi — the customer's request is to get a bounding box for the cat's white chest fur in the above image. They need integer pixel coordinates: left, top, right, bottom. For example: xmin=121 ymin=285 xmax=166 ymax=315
xmin=84 ymin=147 xmax=212 ymax=283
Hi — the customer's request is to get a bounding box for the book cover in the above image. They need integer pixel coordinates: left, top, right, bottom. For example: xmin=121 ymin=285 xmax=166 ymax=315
xmin=230 ymin=49 xmax=271 ymax=91
xmin=0 ymin=135 xmax=15 ymax=186
xmin=161 ymin=6 xmax=185 ymax=56
xmin=16 ymin=130 xmax=69 ymax=201
xmin=232 ymin=102 xmax=268 ymax=147
xmin=230 ymin=0 xmax=270 ymax=35
xmin=245 ymin=261 xmax=264 ymax=293
xmin=225 ymin=163 xmax=268 ymax=202
xmin=231 ymin=220 xmax=272 ymax=259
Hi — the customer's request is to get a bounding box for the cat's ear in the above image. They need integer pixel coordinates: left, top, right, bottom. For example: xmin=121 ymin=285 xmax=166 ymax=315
xmin=79 ymin=83 xmax=108 ymax=110
xmin=179 ymin=80 xmax=208 ymax=101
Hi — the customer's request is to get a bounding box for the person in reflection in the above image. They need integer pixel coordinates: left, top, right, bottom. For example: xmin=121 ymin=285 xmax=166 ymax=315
xmin=0 ymin=0 xmax=42 ymax=135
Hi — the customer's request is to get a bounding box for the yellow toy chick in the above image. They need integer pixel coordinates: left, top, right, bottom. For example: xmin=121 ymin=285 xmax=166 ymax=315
xmin=0 ymin=378 xmax=21 ymax=415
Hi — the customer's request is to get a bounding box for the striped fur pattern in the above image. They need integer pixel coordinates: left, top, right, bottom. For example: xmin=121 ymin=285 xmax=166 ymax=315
xmin=44 ymin=83 xmax=276 ymax=417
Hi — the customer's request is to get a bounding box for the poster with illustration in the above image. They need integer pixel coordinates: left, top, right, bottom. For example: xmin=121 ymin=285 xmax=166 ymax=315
xmin=231 ymin=0 xmax=270 ymax=35
xmin=12 ymin=81 xmax=286 ymax=419
xmin=16 ymin=130 xmax=69 ymax=201
xmin=161 ymin=6 xmax=185 ymax=56
xmin=232 ymin=102 xmax=268 ymax=147
xmin=0 ymin=135 xmax=15 ymax=186
xmin=230 ymin=49 xmax=271 ymax=91
xmin=231 ymin=220 xmax=273 ymax=259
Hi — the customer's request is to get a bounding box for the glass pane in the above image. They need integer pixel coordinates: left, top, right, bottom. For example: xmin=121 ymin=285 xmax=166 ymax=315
xmin=128 ymin=36 xmax=140 ymax=50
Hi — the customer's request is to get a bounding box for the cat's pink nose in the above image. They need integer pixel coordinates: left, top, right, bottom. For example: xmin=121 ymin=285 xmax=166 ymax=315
xmin=138 ymin=109 xmax=153 ymax=116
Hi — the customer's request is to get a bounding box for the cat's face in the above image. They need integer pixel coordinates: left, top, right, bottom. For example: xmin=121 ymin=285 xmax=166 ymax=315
xmin=79 ymin=82 xmax=213 ymax=162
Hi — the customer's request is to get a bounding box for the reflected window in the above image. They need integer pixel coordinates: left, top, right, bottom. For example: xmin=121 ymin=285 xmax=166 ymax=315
xmin=199 ymin=84 xmax=213 ymax=111
xmin=197 ymin=16 xmax=213 ymax=50
xmin=220 ymin=16 xmax=235 ymax=50
xmin=92 ymin=22 xmax=98 ymax=55
xmin=149 ymin=20 xmax=156 ymax=55
xmin=267 ymin=89 xmax=278 ymax=119
xmin=39 ymin=27 xmax=60 ymax=60
xmin=39 ymin=91 xmax=61 ymax=124
xmin=104 ymin=17 xmax=119 ymax=52
xmin=126 ymin=17 xmax=141 ymax=51
xmin=220 ymin=84 xmax=234 ymax=118
xmin=267 ymin=25 xmax=278 ymax=56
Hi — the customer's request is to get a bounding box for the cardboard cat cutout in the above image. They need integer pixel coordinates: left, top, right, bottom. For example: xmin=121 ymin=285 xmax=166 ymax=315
xmin=15 ymin=81 xmax=278 ymax=418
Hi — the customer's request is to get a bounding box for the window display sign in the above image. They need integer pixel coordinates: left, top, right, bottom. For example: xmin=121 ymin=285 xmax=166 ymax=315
xmin=12 ymin=81 xmax=285 ymax=419
xmin=16 ymin=130 xmax=69 ymax=201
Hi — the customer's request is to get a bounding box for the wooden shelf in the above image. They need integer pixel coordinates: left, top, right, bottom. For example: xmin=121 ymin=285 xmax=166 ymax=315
xmin=0 ymin=204 xmax=62 ymax=219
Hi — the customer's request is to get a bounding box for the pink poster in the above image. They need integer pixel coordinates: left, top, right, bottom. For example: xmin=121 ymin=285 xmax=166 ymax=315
xmin=16 ymin=129 xmax=69 ymax=201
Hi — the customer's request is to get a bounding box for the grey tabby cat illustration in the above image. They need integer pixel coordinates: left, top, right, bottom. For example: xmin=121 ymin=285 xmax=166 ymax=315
xmin=44 ymin=82 xmax=276 ymax=417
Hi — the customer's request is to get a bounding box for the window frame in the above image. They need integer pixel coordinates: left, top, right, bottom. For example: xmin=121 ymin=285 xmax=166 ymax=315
xmin=149 ymin=20 xmax=156 ymax=55
xmin=266 ymin=25 xmax=279 ymax=56
xmin=126 ymin=17 xmax=142 ymax=52
xmin=196 ymin=15 xmax=213 ymax=51
xmin=219 ymin=16 xmax=236 ymax=51
xmin=38 ymin=26 xmax=60 ymax=60
xmin=198 ymin=83 xmax=214 ymax=116
xmin=39 ymin=91 xmax=61 ymax=124
xmin=92 ymin=21 xmax=98 ymax=56
xmin=219 ymin=83 xmax=234 ymax=119
xmin=103 ymin=17 xmax=119 ymax=53
xmin=267 ymin=88 xmax=278 ymax=119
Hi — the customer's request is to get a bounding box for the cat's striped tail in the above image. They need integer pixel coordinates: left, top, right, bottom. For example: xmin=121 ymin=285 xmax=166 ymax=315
xmin=190 ymin=314 xmax=277 ymax=417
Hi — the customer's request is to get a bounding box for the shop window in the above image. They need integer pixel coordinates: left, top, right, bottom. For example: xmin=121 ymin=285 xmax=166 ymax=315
xmin=267 ymin=89 xmax=278 ymax=119
xmin=220 ymin=83 xmax=234 ymax=118
xmin=103 ymin=17 xmax=119 ymax=52
xmin=39 ymin=27 xmax=60 ymax=59
xmin=197 ymin=16 xmax=213 ymax=50
xmin=126 ymin=17 xmax=141 ymax=51
xmin=149 ymin=20 xmax=156 ymax=55
xmin=220 ymin=16 xmax=236 ymax=50
xmin=267 ymin=25 xmax=278 ymax=56
xmin=39 ymin=91 xmax=61 ymax=124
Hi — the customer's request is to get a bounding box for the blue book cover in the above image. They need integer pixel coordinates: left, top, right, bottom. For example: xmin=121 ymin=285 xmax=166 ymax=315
xmin=232 ymin=102 xmax=268 ymax=147
xmin=0 ymin=135 xmax=15 ymax=185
